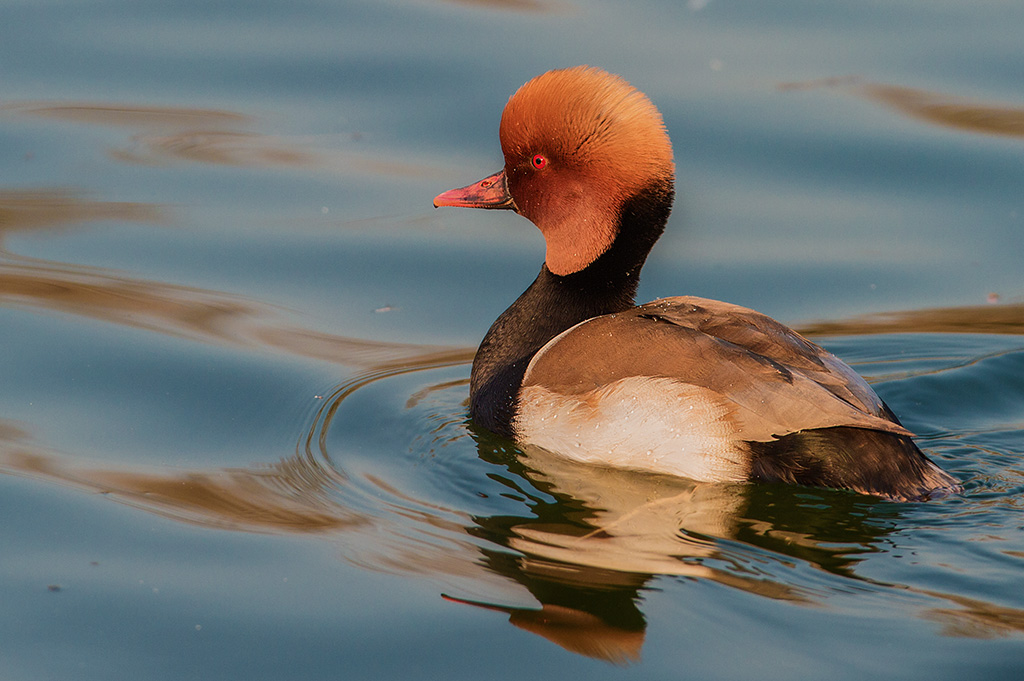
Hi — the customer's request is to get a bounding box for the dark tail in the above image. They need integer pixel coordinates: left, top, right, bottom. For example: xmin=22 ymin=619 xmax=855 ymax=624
xmin=748 ymin=427 xmax=961 ymax=501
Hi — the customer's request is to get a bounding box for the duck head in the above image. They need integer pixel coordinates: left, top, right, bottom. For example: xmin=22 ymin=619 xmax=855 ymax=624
xmin=434 ymin=66 xmax=675 ymax=276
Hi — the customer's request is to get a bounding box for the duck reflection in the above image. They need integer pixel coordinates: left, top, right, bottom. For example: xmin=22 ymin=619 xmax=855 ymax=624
xmin=475 ymin=445 xmax=762 ymax=587
xmin=441 ymin=425 xmax=893 ymax=662
xmin=441 ymin=593 xmax=646 ymax=664
xmin=454 ymin=437 xmax=748 ymax=663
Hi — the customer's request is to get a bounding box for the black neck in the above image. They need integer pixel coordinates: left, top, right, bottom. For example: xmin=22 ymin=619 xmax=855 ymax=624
xmin=469 ymin=178 xmax=674 ymax=437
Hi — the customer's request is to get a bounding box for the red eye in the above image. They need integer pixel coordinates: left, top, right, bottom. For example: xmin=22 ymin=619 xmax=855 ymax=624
xmin=531 ymin=154 xmax=547 ymax=170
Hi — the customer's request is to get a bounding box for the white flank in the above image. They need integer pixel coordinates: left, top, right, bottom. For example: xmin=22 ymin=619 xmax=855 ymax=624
xmin=514 ymin=376 xmax=750 ymax=482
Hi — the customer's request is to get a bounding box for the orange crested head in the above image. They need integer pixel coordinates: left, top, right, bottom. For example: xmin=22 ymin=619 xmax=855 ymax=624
xmin=499 ymin=66 xmax=674 ymax=202
xmin=436 ymin=66 xmax=675 ymax=275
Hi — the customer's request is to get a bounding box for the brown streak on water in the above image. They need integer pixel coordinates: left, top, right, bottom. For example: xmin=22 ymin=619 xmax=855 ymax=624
xmin=0 ymin=189 xmax=164 ymax=241
xmin=798 ymin=303 xmax=1024 ymax=337
xmin=0 ymin=101 xmax=252 ymax=130
xmin=780 ymin=78 xmax=1024 ymax=140
xmin=4 ymin=99 xmax=448 ymax=176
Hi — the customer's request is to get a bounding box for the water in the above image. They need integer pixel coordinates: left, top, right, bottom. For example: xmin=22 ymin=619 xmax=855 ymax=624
xmin=1 ymin=0 xmax=1023 ymax=678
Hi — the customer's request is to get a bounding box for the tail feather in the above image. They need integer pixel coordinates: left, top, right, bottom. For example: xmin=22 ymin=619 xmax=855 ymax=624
xmin=748 ymin=427 xmax=961 ymax=501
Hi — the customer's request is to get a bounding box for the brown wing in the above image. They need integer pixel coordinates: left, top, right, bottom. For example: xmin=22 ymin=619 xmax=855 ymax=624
xmin=522 ymin=296 xmax=912 ymax=442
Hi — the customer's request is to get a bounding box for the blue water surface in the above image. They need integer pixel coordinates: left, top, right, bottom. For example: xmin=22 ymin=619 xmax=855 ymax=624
xmin=1 ymin=1 xmax=1023 ymax=679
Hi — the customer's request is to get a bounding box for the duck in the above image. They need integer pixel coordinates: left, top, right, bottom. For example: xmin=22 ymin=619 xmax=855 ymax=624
xmin=433 ymin=66 xmax=960 ymax=501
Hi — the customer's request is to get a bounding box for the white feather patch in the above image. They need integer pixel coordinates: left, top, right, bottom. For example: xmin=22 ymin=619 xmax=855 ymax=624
xmin=514 ymin=376 xmax=750 ymax=482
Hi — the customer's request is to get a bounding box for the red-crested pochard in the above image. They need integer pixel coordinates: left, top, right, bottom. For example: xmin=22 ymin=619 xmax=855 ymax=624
xmin=434 ymin=66 xmax=959 ymax=501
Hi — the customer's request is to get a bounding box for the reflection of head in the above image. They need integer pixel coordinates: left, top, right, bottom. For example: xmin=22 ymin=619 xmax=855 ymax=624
xmin=443 ymin=592 xmax=645 ymax=665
